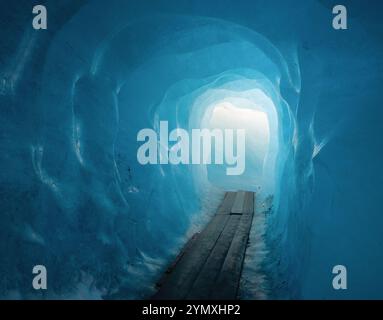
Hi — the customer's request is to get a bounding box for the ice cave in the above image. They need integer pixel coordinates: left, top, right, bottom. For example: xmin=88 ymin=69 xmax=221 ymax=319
xmin=1 ymin=0 xmax=383 ymax=300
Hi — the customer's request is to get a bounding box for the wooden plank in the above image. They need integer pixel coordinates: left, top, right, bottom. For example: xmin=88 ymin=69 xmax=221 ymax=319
xmin=242 ymin=191 xmax=255 ymax=215
xmin=154 ymin=191 xmax=255 ymax=300
xmin=217 ymin=192 xmax=237 ymax=215
xmin=155 ymin=232 xmax=200 ymax=289
xmin=153 ymin=214 xmax=230 ymax=300
xmin=230 ymin=191 xmax=246 ymax=214
xmin=186 ymin=215 xmax=241 ymax=299
xmin=211 ymin=194 xmax=254 ymax=299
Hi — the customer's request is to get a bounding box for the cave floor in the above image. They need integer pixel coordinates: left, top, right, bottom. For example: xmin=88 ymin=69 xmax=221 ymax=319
xmin=154 ymin=191 xmax=255 ymax=300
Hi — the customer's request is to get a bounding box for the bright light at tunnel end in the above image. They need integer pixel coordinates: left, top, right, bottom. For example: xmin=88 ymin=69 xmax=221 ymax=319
xmin=135 ymin=100 xmax=273 ymax=180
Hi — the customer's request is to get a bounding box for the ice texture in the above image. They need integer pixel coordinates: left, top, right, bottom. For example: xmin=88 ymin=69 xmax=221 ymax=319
xmin=0 ymin=0 xmax=383 ymax=299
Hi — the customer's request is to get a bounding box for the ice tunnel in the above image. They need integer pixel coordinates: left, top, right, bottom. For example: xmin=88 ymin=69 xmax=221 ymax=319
xmin=50 ymin=12 xmax=298 ymax=298
xmin=1 ymin=0 xmax=383 ymax=300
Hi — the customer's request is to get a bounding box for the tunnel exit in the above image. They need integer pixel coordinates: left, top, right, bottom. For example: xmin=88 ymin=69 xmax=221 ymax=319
xmin=203 ymin=94 xmax=279 ymax=195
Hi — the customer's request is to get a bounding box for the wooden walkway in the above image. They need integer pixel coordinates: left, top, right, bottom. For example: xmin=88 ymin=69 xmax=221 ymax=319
xmin=154 ymin=191 xmax=255 ymax=300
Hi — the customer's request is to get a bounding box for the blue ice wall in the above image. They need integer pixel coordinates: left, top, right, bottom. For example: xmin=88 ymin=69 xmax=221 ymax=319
xmin=0 ymin=0 xmax=383 ymax=299
xmin=260 ymin=0 xmax=383 ymax=299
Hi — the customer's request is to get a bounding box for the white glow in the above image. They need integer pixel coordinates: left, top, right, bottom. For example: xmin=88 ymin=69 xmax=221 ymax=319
xmin=205 ymin=101 xmax=272 ymax=191
xmin=187 ymin=84 xmax=280 ymax=194
xmin=209 ymin=101 xmax=270 ymax=164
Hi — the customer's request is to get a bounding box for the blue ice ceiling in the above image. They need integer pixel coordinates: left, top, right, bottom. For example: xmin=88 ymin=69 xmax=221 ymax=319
xmin=1 ymin=0 xmax=383 ymax=299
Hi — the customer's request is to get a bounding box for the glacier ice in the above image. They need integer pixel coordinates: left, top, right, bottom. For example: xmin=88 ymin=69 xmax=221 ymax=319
xmin=1 ymin=0 xmax=383 ymax=300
